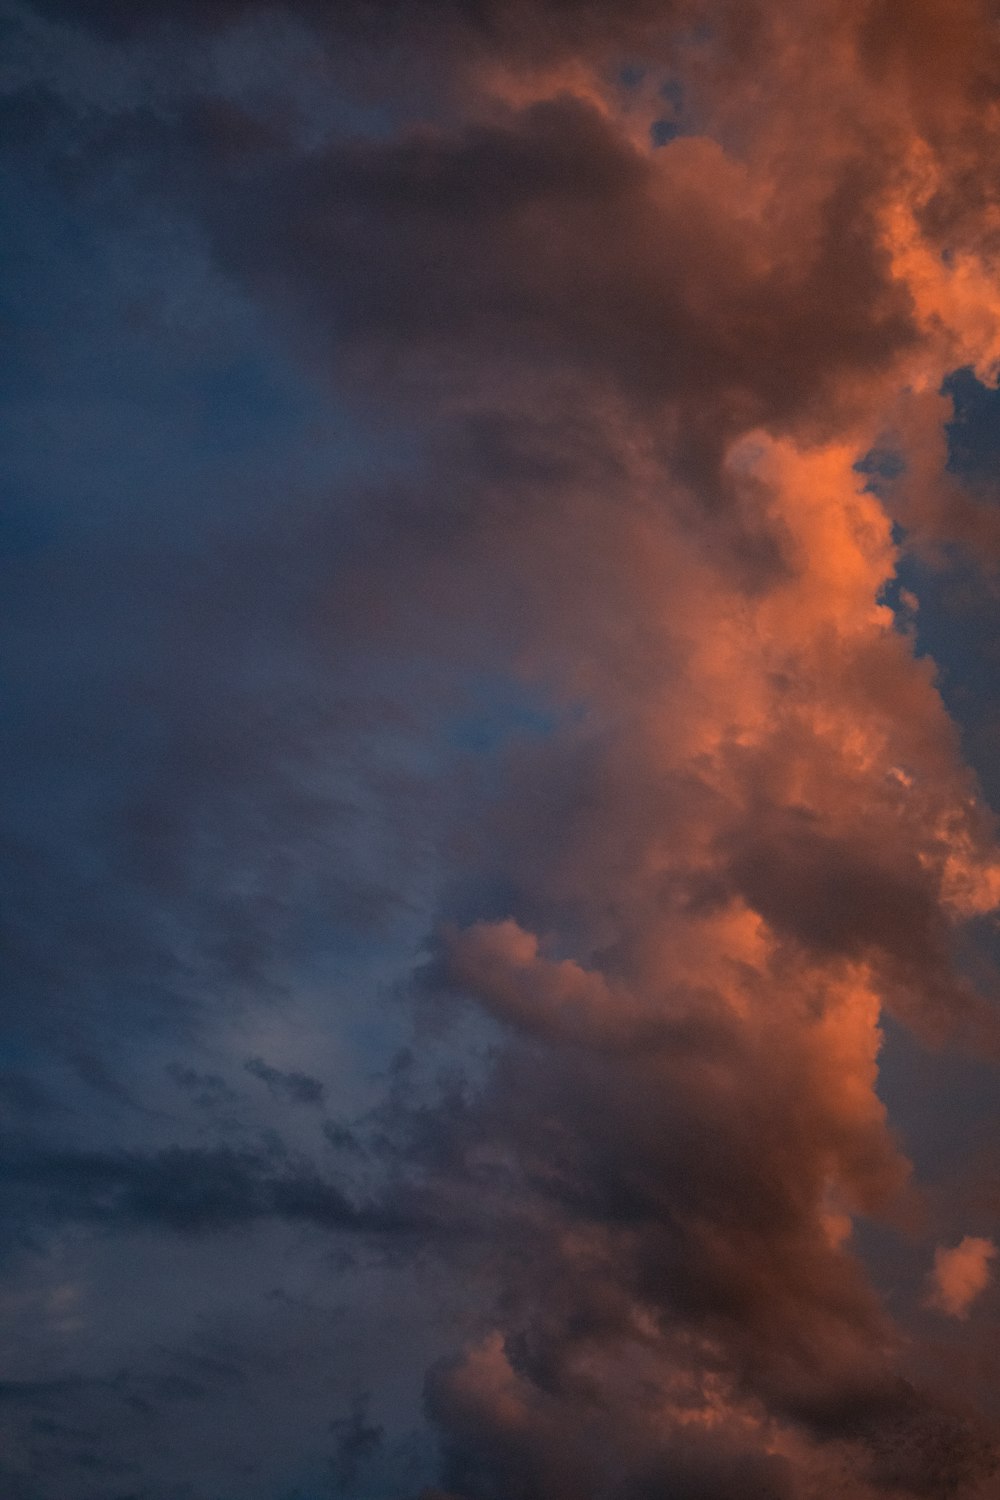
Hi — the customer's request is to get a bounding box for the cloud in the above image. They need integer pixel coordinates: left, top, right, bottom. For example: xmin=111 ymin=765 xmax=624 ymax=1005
xmin=244 ymin=1056 xmax=326 ymax=1106
xmin=0 ymin=1143 xmax=416 ymax=1243
xmin=6 ymin=1 xmax=1000 ymax=1497
xmin=926 ymin=1236 xmax=997 ymax=1319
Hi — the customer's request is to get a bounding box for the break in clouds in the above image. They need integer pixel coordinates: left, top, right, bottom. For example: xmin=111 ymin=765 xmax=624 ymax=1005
xmin=5 ymin=1 xmax=1000 ymax=1497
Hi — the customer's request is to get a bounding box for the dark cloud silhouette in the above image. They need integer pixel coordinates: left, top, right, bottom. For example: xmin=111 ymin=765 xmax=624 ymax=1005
xmin=329 ymin=1393 xmax=384 ymax=1493
xmin=0 ymin=1142 xmax=421 ymax=1240
xmin=245 ymin=1056 xmax=326 ymax=1106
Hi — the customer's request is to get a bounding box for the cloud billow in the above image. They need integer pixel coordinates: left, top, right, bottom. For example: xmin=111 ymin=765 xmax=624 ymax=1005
xmin=5 ymin=1 xmax=1000 ymax=1497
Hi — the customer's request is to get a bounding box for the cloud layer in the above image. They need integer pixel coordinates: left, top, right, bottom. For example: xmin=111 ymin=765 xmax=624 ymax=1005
xmin=4 ymin=0 xmax=1000 ymax=1496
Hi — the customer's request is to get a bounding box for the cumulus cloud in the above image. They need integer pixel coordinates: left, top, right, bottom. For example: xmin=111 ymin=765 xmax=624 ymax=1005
xmin=926 ymin=1236 xmax=997 ymax=1319
xmin=6 ymin=0 xmax=1000 ymax=1497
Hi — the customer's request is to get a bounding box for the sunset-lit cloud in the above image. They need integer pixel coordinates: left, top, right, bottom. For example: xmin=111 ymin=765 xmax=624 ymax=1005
xmin=4 ymin=1 xmax=1000 ymax=1497
xmin=926 ymin=1236 xmax=998 ymax=1319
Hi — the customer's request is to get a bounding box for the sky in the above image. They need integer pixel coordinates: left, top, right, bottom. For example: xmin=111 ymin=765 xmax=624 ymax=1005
xmin=5 ymin=2 xmax=1000 ymax=1497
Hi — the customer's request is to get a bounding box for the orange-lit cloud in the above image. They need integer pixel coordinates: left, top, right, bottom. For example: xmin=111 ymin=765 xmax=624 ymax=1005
xmin=267 ymin=7 xmax=1000 ymax=1493
xmin=25 ymin=0 xmax=1000 ymax=1496
xmin=927 ymin=1236 xmax=998 ymax=1319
